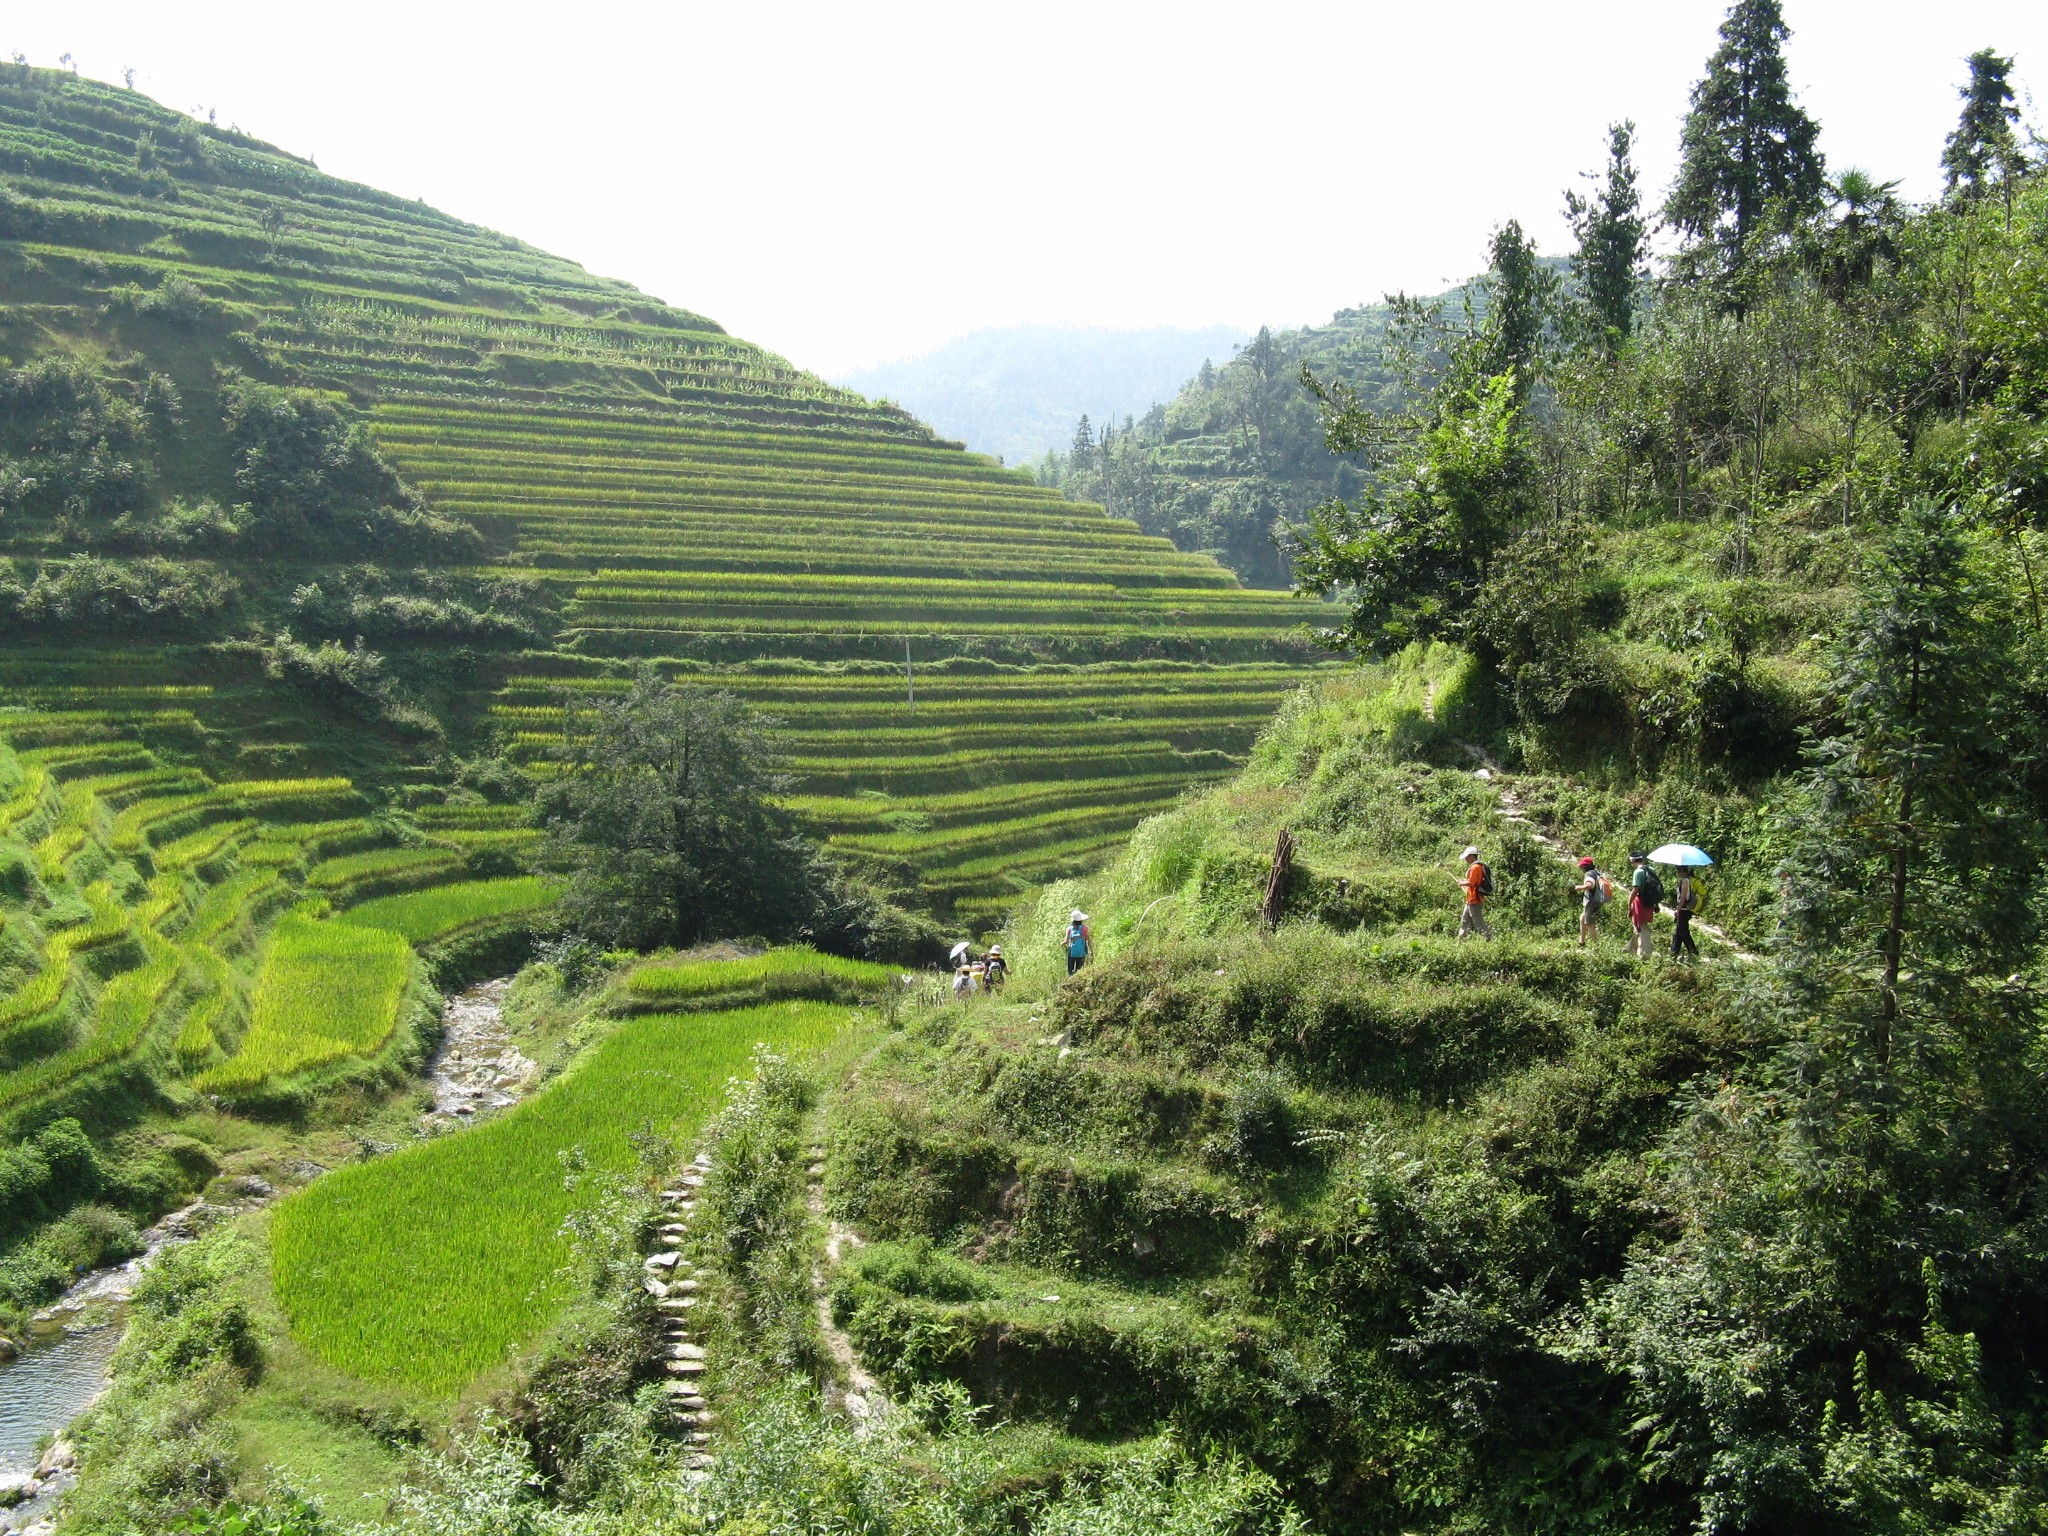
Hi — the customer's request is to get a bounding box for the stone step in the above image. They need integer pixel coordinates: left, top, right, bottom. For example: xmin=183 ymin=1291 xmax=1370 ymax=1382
xmin=658 ymin=1222 xmax=688 ymax=1236
xmin=665 ymin=1359 xmax=707 ymax=1376
xmin=667 ymin=1342 xmax=706 ymax=1361
xmin=643 ymin=1251 xmax=681 ymax=1272
xmin=666 ymin=1278 xmax=700 ymax=1293
xmin=657 ymin=1297 xmax=697 ymax=1313
xmin=660 ymin=1382 xmax=705 ymax=1401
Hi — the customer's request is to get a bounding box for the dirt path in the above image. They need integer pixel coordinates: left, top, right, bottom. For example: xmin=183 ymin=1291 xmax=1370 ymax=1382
xmin=805 ymin=1133 xmax=881 ymax=1420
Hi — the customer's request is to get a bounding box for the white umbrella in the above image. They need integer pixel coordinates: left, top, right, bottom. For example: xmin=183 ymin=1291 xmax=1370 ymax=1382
xmin=949 ymin=941 xmax=971 ymax=961
xmin=1647 ymin=843 xmax=1715 ymax=867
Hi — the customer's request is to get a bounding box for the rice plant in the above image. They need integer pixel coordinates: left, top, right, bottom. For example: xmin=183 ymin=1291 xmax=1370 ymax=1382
xmin=268 ymin=999 xmax=852 ymax=1393
xmin=191 ymin=914 xmax=413 ymax=1094
xmin=341 ymin=876 xmax=558 ymax=943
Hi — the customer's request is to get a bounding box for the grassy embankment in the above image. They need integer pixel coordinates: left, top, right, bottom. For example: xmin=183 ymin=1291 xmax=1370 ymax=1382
xmin=800 ymin=648 xmax=1765 ymax=1532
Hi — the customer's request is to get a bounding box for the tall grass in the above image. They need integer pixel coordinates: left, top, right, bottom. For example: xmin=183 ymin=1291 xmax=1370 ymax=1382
xmin=620 ymin=946 xmax=900 ymax=1007
xmin=192 ymin=914 xmax=412 ymax=1094
xmin=269 ymin=1000 xmax=852 ymax=1393
xmin=342 ymin=875 xmax=558 ymax=943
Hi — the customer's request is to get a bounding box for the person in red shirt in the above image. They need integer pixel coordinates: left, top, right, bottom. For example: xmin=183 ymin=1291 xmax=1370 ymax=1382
xmin=1457 ymin=845 xmax=1493 ymax=940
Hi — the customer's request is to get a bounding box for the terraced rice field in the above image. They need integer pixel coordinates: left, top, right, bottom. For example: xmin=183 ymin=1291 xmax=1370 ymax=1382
xmin=0 ymin=69 xmax=1333 ymax=917
xmin=0 ymin=714 xmax=543 ymax=1123
xmin=270 ymin=998 xmax=852 ymax=1393
xmin=191 ymin=913 xmax=414 ymax=1095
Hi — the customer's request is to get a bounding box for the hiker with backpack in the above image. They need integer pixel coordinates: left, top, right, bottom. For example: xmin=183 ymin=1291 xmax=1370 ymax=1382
xmin=1457 ymin=845 xmax=1493 ymax=940
xmin=1575 ymin=856 xmax=1610 ymax=946
xmin=984 ymin=944 xmax=1008 ymax=990
xmin=1628 ymin=852 xmax=1662 ymax=959
xmin=1063 ymin=909 xmax=1093 ymax=976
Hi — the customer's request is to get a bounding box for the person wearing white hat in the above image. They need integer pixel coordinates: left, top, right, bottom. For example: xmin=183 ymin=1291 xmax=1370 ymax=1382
xmin=1456 ymin=845 xmax=1493 ymax=940
xmin=984 ymin=944 xmax=1008 ymax=990
xmin=1063 ymin=909 xmax=1093 ymax=975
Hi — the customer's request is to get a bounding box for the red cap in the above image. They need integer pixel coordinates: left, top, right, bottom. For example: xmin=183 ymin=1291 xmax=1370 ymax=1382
xmin=1578 ymin=857 xmax=1596 ymax=869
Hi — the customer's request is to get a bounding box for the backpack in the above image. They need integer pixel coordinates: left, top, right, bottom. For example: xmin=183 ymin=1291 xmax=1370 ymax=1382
xmin=1067 ymin=922 xmax=1088 ymax=957
xmin=1593 ymin=872 xmax=1613 ymax=907
xmin=1639 ymin=868 xmax=1665 ymax=907
xmin=1475 ymin=862 xmax=1494 ymax=898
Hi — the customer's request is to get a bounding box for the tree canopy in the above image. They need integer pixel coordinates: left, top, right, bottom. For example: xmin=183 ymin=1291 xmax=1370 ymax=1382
xmin=1664 ymin=0 xmax=1825 ymax=285
xmin=536 ymin=672 xmax=816 ymax=951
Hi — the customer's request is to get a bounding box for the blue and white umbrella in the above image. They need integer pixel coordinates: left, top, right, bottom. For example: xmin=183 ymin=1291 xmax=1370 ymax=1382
xmin=1647 ymin=843 xmax=1714 ymax=867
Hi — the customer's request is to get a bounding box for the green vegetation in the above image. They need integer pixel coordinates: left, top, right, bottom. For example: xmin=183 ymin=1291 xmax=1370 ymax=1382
xmin=616 ymin=945 xmax=901 ymax=1010
xmin=0 ymin=62 xmax=1321 ymax=936
xmin=269 ymin=997 xmax=850 ymax=1395
xmin=0 ymin=61 xmax=1310 ymax=1459
xmin=534 ymin=671 xmax=919 ymax=956
xmin=16 ymin=14 xmax=2048 ymax=1536
xmin=342 ymin=875 xmax=559 ymax=944
xmin=191 ymin=913 xmax=413 ymax=1096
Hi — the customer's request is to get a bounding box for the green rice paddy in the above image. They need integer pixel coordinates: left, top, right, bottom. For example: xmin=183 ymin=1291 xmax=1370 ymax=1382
xmin=269 ymin=999 xmax=852 ymax=1393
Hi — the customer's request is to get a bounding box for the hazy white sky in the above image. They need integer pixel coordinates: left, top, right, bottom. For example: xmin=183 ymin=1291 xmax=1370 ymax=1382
xmin=9 ymin=2 xmax=2045 ymax=374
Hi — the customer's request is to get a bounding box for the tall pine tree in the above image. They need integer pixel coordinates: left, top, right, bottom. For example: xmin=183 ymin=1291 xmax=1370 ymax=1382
xmin=1565 ymin=120 xmax=1647 ymax=356
xmin=1665 ymin=0 xmax=1825 ymax=286
xmin=1942 ymin=48 xmax=2022 ymax=200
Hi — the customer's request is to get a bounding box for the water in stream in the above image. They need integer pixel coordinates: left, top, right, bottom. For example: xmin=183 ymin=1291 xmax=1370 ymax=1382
xmin=0 ymin=977 xmax=523 ymax=1525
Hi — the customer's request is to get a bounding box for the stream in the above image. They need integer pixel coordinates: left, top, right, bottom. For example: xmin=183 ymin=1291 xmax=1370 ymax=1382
xmin=0 ymin=977 xmax=526 ymax=1532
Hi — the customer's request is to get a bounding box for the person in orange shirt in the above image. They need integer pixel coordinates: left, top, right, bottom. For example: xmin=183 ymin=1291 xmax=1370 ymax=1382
xmin=1457 ymin=845 xmax=1493 ymax=940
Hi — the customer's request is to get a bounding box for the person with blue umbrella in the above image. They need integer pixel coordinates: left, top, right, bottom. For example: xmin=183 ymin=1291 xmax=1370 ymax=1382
xmin=1649 ymin=843 xmax=1714 ymax=961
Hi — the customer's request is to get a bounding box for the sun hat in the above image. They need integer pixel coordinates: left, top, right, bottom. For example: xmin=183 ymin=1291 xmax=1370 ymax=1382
xmin=1070 ymin=909 xmax=1088 ymax=922
xmin=988 ymin=944 xmax=1002 ymax=955
xmin=1578 ymin=857 xmax=1596 ymax=869
xmin=1461 ymin=845 xmax=1480 ymax=861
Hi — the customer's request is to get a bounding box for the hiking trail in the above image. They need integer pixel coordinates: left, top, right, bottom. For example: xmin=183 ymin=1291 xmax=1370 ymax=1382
xmin=1458 ymin=740 xmax=1757 ymax=961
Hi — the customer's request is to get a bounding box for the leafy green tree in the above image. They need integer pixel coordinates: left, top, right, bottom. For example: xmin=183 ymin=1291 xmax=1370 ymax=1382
xmin=1565 ymin=121 xmax=1647 ymax=357
xmin=1478 ymin=220 xmax=1553 ymax=391
xmin=537 ymin=671 xmax=816 ymax=950
xmin=1665 ymin=0 xmax=1826 ymax=287
xmin=1293 ymin=368 xmax=1529 ymax=652
xmin=1779 ymin=499 xmax=2039 ymax=1031
xmin=1942 ymin=48 xmax=2023 ymax=202
xmin=1813 ymin=168 xmax=1904 ymax=299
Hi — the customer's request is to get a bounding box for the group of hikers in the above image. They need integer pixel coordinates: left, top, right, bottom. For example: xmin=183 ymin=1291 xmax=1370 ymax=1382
xmin=949 ymin=908 xmax=1092 ymax=997
xmin=1457 ymin=845 xmax=1707 ymax=959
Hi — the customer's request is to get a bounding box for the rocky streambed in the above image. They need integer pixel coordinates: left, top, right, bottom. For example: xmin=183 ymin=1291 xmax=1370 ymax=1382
xmin=0 ymin=977 xmax=529 ymax=1532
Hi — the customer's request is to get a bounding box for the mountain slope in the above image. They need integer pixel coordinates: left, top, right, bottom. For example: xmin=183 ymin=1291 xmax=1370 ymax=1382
xmin=0 ymin=66 xmax=1323 ymax=934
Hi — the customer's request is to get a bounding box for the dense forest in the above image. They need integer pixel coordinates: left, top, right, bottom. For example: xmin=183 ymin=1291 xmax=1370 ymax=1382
xmin=1033 ymin=304 xmax=1411 ymax=587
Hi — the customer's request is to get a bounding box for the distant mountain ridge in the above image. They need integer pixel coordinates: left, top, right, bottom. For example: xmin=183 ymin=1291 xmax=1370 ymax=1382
xmin=837 ymin=323 xmax=1248 ymax=466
